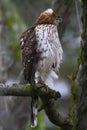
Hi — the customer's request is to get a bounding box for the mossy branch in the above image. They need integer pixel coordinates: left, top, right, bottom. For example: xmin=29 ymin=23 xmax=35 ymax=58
xmin=0 ymin=83 xmax=72 ymax=129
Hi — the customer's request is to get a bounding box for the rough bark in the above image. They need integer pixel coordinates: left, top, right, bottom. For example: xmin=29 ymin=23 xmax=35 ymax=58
xmin=77 ymin=0 xmax=87 ymax=130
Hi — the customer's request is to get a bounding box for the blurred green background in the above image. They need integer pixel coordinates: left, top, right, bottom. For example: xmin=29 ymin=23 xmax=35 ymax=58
xmin=0 ymin=0 xmax=81 ymax=130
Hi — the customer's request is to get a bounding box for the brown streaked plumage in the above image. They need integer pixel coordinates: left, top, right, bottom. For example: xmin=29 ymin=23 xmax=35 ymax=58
xmin=20 ymin=8 xmax=63 ymax=128
xmin=20 ymin=26 xmax=37 ymax=84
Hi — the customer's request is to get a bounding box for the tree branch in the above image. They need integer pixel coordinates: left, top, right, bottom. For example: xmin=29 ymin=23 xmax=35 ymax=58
xmin=0 ymin=83 xmax=32 ymax=96
xmin=0 ymin=83 xmax=72 ymax=129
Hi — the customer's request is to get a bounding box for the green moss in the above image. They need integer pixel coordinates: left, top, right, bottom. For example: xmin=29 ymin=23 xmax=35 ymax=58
xmin=69 ymin=45 xmax=82 ymax=130
xmin=70 ymin=81 xmax=78 ymax=130
xmin=71 ymin=82 xmax=78 ymax=101
xmin=26 ymin=84 xmax=32 ymax=92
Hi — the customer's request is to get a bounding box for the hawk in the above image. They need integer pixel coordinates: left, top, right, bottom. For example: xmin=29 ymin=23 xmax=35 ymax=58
xmin=20 ymin=8 xmax=63 ymax=128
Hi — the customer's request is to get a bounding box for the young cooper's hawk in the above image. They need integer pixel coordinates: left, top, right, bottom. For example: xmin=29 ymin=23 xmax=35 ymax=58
xmin=20 ymin=8 xmax=63 ymax=128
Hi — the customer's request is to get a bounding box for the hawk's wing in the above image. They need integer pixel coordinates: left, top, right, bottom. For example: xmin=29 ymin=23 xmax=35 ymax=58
xmin=20 ymin=26 xmax=39 ymax=127
xmin=20 ymin=26 xmax=37 ymax=84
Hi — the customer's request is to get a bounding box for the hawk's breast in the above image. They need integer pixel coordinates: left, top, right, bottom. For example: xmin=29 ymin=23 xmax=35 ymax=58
xmin=35 ymin=24 xmax=63 ymax=73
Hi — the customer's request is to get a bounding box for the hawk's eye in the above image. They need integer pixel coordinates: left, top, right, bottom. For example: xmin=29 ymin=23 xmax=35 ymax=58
xmin=57 ymin=16 xmax=62 ymax=23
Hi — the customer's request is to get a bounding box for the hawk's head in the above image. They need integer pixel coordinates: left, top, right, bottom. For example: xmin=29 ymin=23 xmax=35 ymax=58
xmin=36 ymin=8 xmax=62 ymax=26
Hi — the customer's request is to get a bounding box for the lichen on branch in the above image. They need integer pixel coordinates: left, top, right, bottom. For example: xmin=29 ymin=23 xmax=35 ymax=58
xmin=0 ymin=83 xmax=72 ymax=129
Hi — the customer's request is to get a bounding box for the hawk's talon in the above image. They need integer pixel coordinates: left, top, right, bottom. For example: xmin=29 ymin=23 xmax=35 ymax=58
xmin=39 ymin=80 xmax=48 ymax=92
xmin=45 ymin=85 xmax=48 ymax=92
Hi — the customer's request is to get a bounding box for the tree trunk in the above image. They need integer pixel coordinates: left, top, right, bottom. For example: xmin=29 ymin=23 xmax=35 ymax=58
xmin=77 ymin=0 xmax=87 ymax=130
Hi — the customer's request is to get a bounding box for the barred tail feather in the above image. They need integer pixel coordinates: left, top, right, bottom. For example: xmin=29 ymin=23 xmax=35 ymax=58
xmin=31 ymin=96 xmax=38 ymax=128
